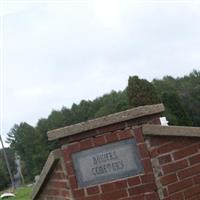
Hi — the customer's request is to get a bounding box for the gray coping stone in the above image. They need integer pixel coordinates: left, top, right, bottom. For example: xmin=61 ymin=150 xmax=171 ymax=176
xmin=48 ymin=104 xmax=165 ymax=141
xmin=31 ymin=149 xmax=62 ymax=200
xmin=143 ymin=124 xmax=200 ymax=137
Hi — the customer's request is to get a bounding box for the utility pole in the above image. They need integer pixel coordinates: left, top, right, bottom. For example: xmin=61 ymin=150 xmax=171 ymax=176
xmin=0 ymin=134 xmax=15 ymax=191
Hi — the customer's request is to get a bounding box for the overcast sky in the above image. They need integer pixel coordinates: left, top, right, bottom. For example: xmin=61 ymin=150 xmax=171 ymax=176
xmin=1 ymin=0 xmax=200 ymax=146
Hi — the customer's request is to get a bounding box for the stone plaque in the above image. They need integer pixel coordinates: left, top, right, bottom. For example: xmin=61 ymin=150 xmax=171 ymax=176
xmin=72 ymin=138 xmax=143 ymax=187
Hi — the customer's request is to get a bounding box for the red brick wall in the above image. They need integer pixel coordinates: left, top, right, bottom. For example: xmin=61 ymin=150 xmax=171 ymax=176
xmin=62 ymin=127 xmax=159 ymax=200
xmin=37 ymin=160 xmax=72 ymax=200
xmin=147 ymin=136 xmax=200 ymax=200
xmin=35 ymin=115 xmax=200 ymax=200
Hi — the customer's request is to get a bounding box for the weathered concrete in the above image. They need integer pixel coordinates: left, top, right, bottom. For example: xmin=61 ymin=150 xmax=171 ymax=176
xmin=48 ymin=104 xmax=165 ymax=141
xmin=143 ymin=124 xmax=200 ymax=137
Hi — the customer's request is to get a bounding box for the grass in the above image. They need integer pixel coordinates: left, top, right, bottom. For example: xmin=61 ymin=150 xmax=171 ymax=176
xmin=0 ymin=186 xmax=32 ymax=200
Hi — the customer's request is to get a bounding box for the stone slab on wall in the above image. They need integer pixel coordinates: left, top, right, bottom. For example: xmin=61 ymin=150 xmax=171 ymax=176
xmin=72 ymin=138 xmax=144 ymax=187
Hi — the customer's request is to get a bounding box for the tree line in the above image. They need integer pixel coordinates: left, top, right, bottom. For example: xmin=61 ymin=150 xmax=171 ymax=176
xmin=0 ymin=69 xmax=199 ymax=190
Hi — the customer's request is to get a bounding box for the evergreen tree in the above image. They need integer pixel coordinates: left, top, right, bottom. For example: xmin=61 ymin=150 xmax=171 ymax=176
xmin=153 ymin=70 xmax=199 ymax=126
xmin=127 ymin=76 xmax=160 ymax=107
xmin=161 ymin=92 xmax=192 ymax=126
xmin=95 ymin=90 xmax=129 ymax=117
xmin=7 ymin=123 xmax=44 ymax=181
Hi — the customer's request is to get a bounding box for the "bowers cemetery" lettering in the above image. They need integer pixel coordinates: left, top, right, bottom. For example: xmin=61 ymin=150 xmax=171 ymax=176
xmin=72 ymin=139 xmax=143 ymax=187
xmin=91 ymin=151 xmax=124 ymax=176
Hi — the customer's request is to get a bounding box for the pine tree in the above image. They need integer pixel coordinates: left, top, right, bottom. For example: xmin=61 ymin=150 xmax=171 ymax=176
xmin=127 ymin=76 xmax=160 ymax=107
xmin=161 ymin=92 xmax=192 ymax=126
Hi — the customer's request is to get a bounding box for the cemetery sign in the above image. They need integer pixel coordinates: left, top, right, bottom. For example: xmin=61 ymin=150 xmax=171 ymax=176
xmin=72 ymin=138 xmax=143 ymax=187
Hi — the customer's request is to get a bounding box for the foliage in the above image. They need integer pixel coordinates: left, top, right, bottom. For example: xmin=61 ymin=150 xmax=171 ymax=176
xmin=7 ymin=123 xmax=48 ymax=182
xmin=153 ymin=70 xmax=199 ymax=126
xmin=0 ymin=148 xmax=16 ymax=191
xmin=94 ymin=90 xmax=129 ymax=117
xmin=161 ymin=91 xmax=192 ymax=125
xmin=127 ymin=76 xmax=160 ymax=107
xmin=0 ymin=160 xmax=9 ymax=190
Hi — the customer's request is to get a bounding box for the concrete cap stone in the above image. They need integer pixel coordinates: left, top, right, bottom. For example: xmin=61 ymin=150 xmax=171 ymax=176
xmin=48 ymin=104 xmax=165 ymax=141
xmin=143 ymin=124 xmax=200 ymax=137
